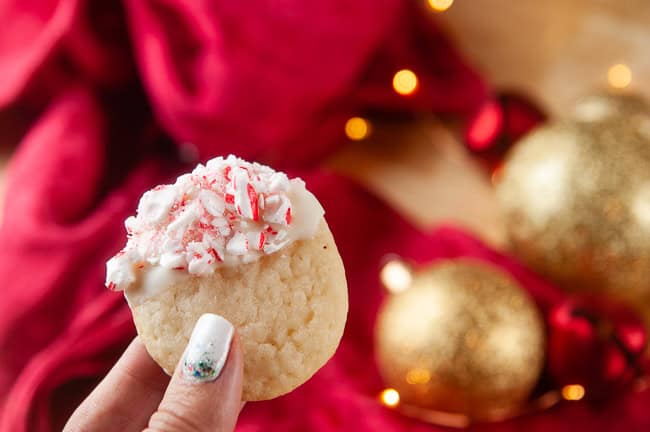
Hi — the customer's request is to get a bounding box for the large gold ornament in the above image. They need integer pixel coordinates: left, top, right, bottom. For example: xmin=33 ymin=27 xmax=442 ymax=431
xmin=375 ymin=260 xmax=545 ymax=420
xmin=495 ymin=93 xmax=650 ymax=313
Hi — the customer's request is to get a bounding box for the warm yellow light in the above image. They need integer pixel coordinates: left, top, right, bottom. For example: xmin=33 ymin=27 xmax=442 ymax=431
xmin=427 ymin=0 xmax=454 ymax=12
xmin=608 ymin=64 xmax=632 ymax=89
xmin=392 ymin=69 xmax=419 ymax=96
xmin=406 ymin=368 xmax=431 ymax=385
xmin=561 ymin=384 xmax=585 ymax=401
xmin=380 ymin=260 xmax=412 ymax=293
xmin=380 ymin=388 xmax=400 ymax=407
xmin=345 ymin=117 xmax=371 ymax=141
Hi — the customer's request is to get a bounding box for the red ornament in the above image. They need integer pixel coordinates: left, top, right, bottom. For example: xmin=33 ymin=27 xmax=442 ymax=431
xmin=466 ymin=100 xmax=504 ymax=151
xmin=465 ymin=92 xmax=546 ymax=171
xmin=548 ymin=296 xmax=647 ymax=401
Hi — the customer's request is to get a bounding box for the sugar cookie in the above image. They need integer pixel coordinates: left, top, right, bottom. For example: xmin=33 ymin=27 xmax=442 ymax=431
xmin=106 ymin=155 xmax=348 ymax=400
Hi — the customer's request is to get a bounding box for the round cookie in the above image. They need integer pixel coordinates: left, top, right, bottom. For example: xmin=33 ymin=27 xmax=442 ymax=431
xmin=130 ymin=221 xmax=347 ymax=400
xmin=105 ymin=155 xmax=348 ymax=401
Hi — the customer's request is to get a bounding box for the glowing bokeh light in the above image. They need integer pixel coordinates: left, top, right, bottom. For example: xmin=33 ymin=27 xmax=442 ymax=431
xmin=561 ymin=384 xmax=585 ymax=401
xmin=608 ymin=64 xmax=632 ymax=89
xmin=427 ymin=0 xmax=454 ymax=12
xmin=393 ymin=69 xmax=419 ymax=96
xmin=345 ymin=117 xmax=372 ymax=141
xmin=380 ymin=388 xmax=400 ymax=407
xmin=380 ymin=260 xmax=413 ymax=293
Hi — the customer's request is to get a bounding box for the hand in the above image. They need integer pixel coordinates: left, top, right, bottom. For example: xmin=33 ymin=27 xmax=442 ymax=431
xmin=65 ymin=314 xmax=243 ymax=432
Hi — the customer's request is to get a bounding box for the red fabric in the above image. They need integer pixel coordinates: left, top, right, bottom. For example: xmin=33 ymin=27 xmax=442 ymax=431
xmin=122 ymin=0 xmax=485 ymax=169
xmin=1 ymin=1 xmax=649 ymax=431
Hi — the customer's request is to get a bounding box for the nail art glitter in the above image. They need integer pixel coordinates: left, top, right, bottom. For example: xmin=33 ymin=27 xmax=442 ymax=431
xmin=182 ymin=313 xmax=234 ymax=382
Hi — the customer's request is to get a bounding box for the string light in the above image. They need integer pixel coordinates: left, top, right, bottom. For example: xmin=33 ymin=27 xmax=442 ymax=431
xmin=380 ymin=260 xmax=413 ymax=293
xmin=427 ymin=0 xmax=454 ymax=12
xmin=379 ymin=388 xmax=400 ymax=407
xmin=561 ymin=384 xmax=585 ymax=401
xmin=345 ymin=117 xmax=372 ymax=141
xmin=393 ymin=69 xmax=419 ymax=96
xmin=608 ymin=64 xmax=632 ymax=89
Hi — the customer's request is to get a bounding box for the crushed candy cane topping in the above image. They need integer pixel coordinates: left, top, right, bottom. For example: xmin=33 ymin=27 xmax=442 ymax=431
xmin=106 ymin=155 xmax=324 ymax=292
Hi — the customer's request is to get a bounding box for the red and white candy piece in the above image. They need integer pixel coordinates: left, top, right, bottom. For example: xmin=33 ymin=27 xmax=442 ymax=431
xmin=232 ymin=167 xmax=259 ymax=221
xmin=106 ymin=154 xmax=324 ymax=291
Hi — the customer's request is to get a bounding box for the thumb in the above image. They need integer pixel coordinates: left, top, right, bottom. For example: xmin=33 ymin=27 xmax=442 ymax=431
xmin=145 ymin=313 xmax=243 ymax=432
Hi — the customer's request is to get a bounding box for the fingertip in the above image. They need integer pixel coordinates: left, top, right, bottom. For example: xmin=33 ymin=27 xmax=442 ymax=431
xmin=146 ymin=316 xmax=244 ymax=431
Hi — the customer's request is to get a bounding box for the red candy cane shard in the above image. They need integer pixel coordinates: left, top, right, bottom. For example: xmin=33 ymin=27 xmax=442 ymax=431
xmin=233 ymin=168 xmax=255 ymax=220
xmin=105 ymin=155 xmax=326 ymax=291
xmin=208 ymin=247 xmax=223 ymax=262
xmin=247 ymin=183 xmax=259 ymax=221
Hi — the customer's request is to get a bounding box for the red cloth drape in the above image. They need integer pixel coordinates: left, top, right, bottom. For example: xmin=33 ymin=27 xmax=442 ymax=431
xmin=1 ymin=1 xmax=650 ymax=431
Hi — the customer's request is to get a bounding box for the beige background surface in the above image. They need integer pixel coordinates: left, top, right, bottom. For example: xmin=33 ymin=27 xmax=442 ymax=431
xmin=436 ymin=0 xmax=650 ymax=116
xmin=329 ymin=118 xmax=506 ymax=248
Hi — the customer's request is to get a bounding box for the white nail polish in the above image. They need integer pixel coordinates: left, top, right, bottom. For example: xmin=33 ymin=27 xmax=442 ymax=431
xmin=182 ymin=313 xmax=234 ymax=382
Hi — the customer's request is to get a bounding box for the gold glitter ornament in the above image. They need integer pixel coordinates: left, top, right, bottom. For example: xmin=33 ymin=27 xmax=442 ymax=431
xmin=375 ymin=260 xmax=545 ymax=420
xmin=495 ymin=93 xmax=650 ymax=314
xmin=572 ymin=93 xmax=650 ymax=124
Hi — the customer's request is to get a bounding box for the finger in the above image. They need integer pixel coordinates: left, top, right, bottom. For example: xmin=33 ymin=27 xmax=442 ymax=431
xmin=146 ymin=313 xmax=243 ymax=432
xmin=64 ymin=337 xmax=170 ymax=432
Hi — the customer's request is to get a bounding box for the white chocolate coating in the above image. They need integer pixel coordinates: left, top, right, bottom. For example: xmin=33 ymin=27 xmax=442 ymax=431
xmin=106 ymin=155 xmax=324 ymax=296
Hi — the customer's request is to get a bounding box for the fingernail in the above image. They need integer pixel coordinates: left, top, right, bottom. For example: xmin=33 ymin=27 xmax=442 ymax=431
xmin=182 ymin=313 xmax=234 ymax=382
